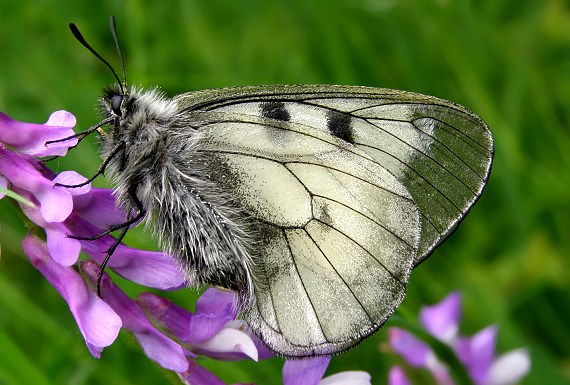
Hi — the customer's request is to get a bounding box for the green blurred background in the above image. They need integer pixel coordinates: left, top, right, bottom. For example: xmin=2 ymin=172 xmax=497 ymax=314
xmin=1 ymin=0 xmax=569 ymax=384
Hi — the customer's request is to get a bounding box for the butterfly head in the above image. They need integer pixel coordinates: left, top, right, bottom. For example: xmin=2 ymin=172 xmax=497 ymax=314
xmin=103 ymin=84 xmax=128 ymax=119
xmin=99 ymin=85 xmax=176 ymax=145
xmin=98 ymin=83 xmax=134 ymax=147
xmin=68 ymin=18 xmax=179 ymax=157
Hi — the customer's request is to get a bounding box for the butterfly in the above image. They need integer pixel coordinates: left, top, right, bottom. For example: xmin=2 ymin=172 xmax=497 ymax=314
xmin=62 ymin=17 xmax=493 ymax=358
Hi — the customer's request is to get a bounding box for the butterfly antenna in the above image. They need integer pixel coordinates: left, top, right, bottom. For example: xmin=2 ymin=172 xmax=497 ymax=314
xmin=109 ymin=15 xmax=127 ymax=90
xmin=69 ymin=21 xmax=126 ymax=95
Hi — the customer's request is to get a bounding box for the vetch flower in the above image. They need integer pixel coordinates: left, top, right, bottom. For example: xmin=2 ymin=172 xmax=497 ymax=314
xmin=318 ymin=371 xmax=372 ymax=385
xmin=0 ymin=148 xmax=76 ymax=223
xmin=12 ymin=170 xmax=87 ymax=265
xmin=388 ymin=292 xmax=531 ymax=385
xmin=0 ymin=110 xmax=77 ymax=156
xmin=22 ymin=234 xmax=122 ymax=358
xmin=485 ymin=348 xmax=531 ymax=385
xmin=0 ymin=174 xmax=8 ymax=199
xmin=178 ymin=359 xmax=228 ymax=385
xmin=2 ymin=110 xmax=373 ymax=384
xmin=137 ymin=290 xmax=260 ymax=362
xmin=0 ymin=111 xmax=86 ymax=266
xmin=389 ymin=327 xmax=454 ymax=385
xmin=283 ymin=357 xmax=332 ymax=385
xmin=0 ymin=111 xmax=257 ymax=380
xmin=68 ymin=187 xmax=185 ymax=289
xmin=280 ymin=356 xmax=374 ymax=385
xmin=419 ymin=292 xmax=461 ymax=344
xmin=81 ymin=260 xmax=189 ymax=372
xmin=388 ymin=366 xmax=411 ymax=385
xmin=282 ymin=357 xmax=371 ymax=385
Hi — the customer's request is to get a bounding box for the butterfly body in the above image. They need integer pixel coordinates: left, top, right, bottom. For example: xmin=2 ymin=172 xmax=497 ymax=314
xmin=99 ymin=85 xmax=256 ymax=300
xmin=99 ymin=83 xmax=493 ymax=357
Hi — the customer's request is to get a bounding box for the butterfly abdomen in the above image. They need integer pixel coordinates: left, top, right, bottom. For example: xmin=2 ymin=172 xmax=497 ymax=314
xmin=149 ymin=167 xmax=254 ymax=297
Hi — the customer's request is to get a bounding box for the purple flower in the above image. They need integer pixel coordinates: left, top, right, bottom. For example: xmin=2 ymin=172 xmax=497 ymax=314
xmin=318 ymin=371 xmax=372 ymax=385
xmin=69 ymin=187 xmax=185 ymax=289
xmin=2 ymin=110 xmax=372 ymax=384
xmin=0 ymin=110 xmax=77 ymax=156
xmin=283 ymin=357 xmax=332 ymax=385
xmin=22 ymin=234 xmax=121 ymax=358
xmin=282 ymin=358 xmax=371 ymax=385
xmin=178 ymin=359 xmax=229 ymax=385
xmin=0 ymin=112 xmax=84 ymax=266
xmin=12 ymin=171 xmax=86 ymax=265
xmin=0 ymin=148 xmax=75 ymax=223
xmin=0 ymin=112 xmax=258 ymax=375
xmin=137 ymin=290 xmax=260 ymax=362
xmin=0 ymin=174 xmax=7 ymax=199
xmin=388 ymin=366 xmax=411 ymax=385
xmin=81 ymin=260 xmax=189 ymax=372
xmin=388 ymin=292 xmax=530 ymax=385
xmin=419 ymin=292 xmax=461 ymax=343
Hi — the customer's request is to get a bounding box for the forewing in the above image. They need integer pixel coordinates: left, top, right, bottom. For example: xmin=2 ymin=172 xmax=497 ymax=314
xmin=187 ymin=110 xmax=421 ymax=356
xmin=173 ymin=84 xmax=492 ymax=356
xmin=176 ymin=85 xmax=493 ymax=263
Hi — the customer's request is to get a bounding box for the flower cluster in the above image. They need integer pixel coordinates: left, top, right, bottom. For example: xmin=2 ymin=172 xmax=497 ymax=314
xmin=387 ymin=292 xmax=531 ymax=385
xmin=0 ymin=110 xmax=370 ymax=385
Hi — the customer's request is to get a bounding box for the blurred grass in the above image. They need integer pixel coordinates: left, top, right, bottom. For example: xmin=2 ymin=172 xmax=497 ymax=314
xmin=1 ymin=0 xmax=569 ymax=384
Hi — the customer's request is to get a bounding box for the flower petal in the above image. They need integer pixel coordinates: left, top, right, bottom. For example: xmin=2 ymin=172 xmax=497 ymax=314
xmin=190 ymin=288 xmax=238 ymax=342
xmin=178 ymin=359 xmax=227 ymax=385
xmin=486 ymin=348 xmax=531 ymax=385
xmin=0 ymin=110 xmax=77 ymax=156
xmin=45 ymin=110 xmax=76 ymax=127
xmin=137 ymin=292 xmax=193 ymax=340
xmin=196 ymin=288 xmax=238 ymax=318
xmin=0 ymin=148 xmax=73 ymax=222
xmin=217 ymin=319 xmax=275 ymax=361
xmin=389 ymin=327 xmax=431 ymax=367
xmin=22 ymin=235 xmax=121 ymax=357
xmin=137 ymin=292 xmax=258 ymax=362
xmin=283 ymin=356 xmax=331 ymax=385
xmin=39 ymin=186 xmax=74 ymax=223
xmin=53 ymin=171 xmax=91 ymax=196
xmin=137 ymin=290 xmax=234 ymax=345
xmin=79 ymin=234 xmax=185 ymax=289
xmin=420 ymin=292 xmax=461 ymax=343
xmin=13 ymin=187 xmax=81 ymax=266
xmin=72 ymin=188 xmax=127 ymax=228
xmin=81 ymin=260 xmax=188 ymax=372
xmin=456 ymin=325 xmax=497 ymax=385
xmin=320 ymin=370 xmax=371 ymax=385
xmin=425 ymin=353 xmax=455 ymax=385
xmin=0 ymin=175 xmax=7 ymax=199
xmin=45 ymin=225 xmax=82 ymax=266
xmin=388 ymin=366 xmax=411 ymax=385
xmin=194 ymin=321 xmax=258 ymax=361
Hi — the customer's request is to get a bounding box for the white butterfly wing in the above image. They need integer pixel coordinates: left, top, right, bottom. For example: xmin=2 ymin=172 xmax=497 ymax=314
xmin=174 ymin=85 xmax=493 ymax=356
xmin=178 ymin=85 xmax=494 ymax=263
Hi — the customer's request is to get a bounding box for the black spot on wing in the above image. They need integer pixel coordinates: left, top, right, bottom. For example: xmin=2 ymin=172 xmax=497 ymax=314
xmin=326 ymin=110 xmax=354 ymax=144
xmin=261 ymin=101 xmax=291 ymax=122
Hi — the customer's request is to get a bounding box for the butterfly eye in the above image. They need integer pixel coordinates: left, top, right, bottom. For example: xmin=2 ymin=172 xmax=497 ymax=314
xmin=111 ymin=95 xmax=123 ymax=116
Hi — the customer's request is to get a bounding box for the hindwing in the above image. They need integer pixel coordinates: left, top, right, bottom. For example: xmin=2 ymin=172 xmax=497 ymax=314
xmin=174 ymin=85 xmax=493 ymax=356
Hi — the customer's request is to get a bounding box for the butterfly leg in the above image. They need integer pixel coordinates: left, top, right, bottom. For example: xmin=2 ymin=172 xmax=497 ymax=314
xmin=72 ymin=185 xmax=146 ymax=296
xmin=54 ymin=142 xmax=126 ymax=189
xmin=45 ymin=116 xmax=114 ymax=148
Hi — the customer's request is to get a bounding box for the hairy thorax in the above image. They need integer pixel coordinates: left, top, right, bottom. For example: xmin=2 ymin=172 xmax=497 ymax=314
xmin=99 ymin=86 xmax=256 ymax=305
